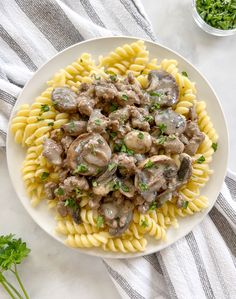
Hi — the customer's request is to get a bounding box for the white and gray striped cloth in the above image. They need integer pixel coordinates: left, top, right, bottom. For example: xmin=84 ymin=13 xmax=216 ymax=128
xmin=0 ymin=1 xmax=235 ymax=298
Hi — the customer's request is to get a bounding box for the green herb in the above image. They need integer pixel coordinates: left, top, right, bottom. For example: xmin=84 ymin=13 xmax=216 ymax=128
xmin=121 ymin=94 xmax=128 ymax=101
xmin=196 ymin=0 xmax=236 ymax=30
xmin=139 ymin=182 xmax=148 ymax=192
xmin=97 ymin=138 xmax=103 ymax=144
xmin=149 ymin=91 xmax=162 ymax=97
xmin=197 ymin=155 xmax=205 ymax=164
xmin=75 ymin=188 xmax=81 ymax=195
xmin=181 ymin=71 xmax=188 ymax=77
xmin=92 ymin=181 xmax=98 ymax=187
xmin=94 ymin=119 xmax=101 ymax=125
xmin=0 ymin=234 xmax=30 ymax=299
xmin=108 ymin=162 xmax=117 ymax=171
xmin=110 ymin=74 xmax=117 ymax=82
xmin=144 ymin=115 xmax=154 ymax=122
xmin=69 ymin=121 xmax=76 ymax=131
xmin=111 ymin=180 xmax=121 ymax=191
xmin=212 ymin=142 xmax=218 ymax=152
xmin=110 ymin=132 xmax=117 ymax=139
xmin=149 ymin=201 xmax=157 ymax=211
xmin=74 ymin=164 xmax=88 ymax=174
xmin=141 ymin=219 xmax=149 ymax=228
xmin=182 ymin=201 xmax=189 ymax=209
xmin=158 ymin=123 xmax=167 ymax=134
xmin=144 ymin=160 xmax=154 ymax=169
xmin=169 ymin=134 xmax=176 ymax=140
xmin=157 ymin=135 xmax=166 ymax=145
xmin=64 ymin=198 xmax=78 ymax=210
xmin=110 ymin=103 xmax=118 ymax=112
xmin=138 ymin=132 xmax=144 ymax=140
xmin=96 ymin=216 xmax=104 ymax=228
xmin=41 ymin=104 xmax=50 ymax=112
xmin=95 ymin=75 xmax=101 ymax=80
xmin=48 ymin=122 xmax=54 ymax=126
xmin=114 ymin=143 xmax=121 ymax=152
xmin=37 ymin=117 xmax=44 ymax=122
xmin=55 ymin=187 xmax=64 ymax=196
xmin=120 ymin=143 xmax=134 ymax=156
xmin=150 ymin=103 xmax=161 ymax=111
xmin=80 ymin=58 xmax=83 ymax=63
xmin=121 ymin=184 xmax=129 ymax=192
xmin=96 ymin=167 xmax=102 ymax=174
xmin=41 ymin=172 xmax=49 ymax=180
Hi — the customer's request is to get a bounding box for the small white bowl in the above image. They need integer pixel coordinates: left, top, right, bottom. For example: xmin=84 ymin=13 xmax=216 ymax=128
xmin=192 ymin=0 xmax=236 ymax=36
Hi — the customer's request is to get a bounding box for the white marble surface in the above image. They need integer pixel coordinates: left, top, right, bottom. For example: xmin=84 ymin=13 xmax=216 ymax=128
xmin=1 ymin=1 xmax=236 ymax=299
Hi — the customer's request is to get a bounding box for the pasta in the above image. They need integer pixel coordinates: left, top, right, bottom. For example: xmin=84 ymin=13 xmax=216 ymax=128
xmin=11 ymin=40 xmax=218 ymax=253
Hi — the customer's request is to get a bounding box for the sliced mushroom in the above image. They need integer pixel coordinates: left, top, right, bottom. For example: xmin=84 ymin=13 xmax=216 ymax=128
xmin=124 ymin=131 xmax=152 ymax=154
xmin=63 ymin=176 xmax=89 ymax=192
xmin=177 ymin=153 xmax=192 ymax=184
xmin=147 ymin=70 xmax=179 ymax=107
xmin=155 ymin=108 xmax=186 ymax=135
xmin=62 ymin=121 xmax=87 ymax=136
xmin=44 ymin=182 xmax=58 ymax=200
xmin=51 ymin=87 xmax=78 ymax=113
xmin=109 ymin=211 xmax=133 ymax=236
xmin=67 ymin=133 xmax=111 ymax=175
xmin=43 ymin=138 xmax=63 ymax=166
xmin=119 ymin=178 xmax=135 ymax=198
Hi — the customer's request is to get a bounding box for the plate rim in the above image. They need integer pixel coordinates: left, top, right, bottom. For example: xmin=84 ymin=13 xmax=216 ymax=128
xmin=6 ymin=36 xmax=229 ymax=258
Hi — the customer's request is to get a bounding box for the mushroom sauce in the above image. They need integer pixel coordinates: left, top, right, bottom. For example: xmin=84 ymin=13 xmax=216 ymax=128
xmin=42 ymin=70 xmax=205 ymax=236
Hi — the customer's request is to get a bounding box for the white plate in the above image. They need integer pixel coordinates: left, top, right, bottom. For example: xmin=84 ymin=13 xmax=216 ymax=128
xmin=6 ymin=36 xmax=229 ymax=258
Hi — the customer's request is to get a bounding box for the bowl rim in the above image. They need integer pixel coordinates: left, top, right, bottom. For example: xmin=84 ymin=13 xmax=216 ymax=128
xmin=6 ymin=36 xmax=229 ymax=258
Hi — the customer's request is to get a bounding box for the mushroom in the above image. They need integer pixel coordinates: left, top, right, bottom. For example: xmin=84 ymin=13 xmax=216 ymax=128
xmin=147 ymin=70 xmax=179 ymax=107
xmin=124 ymin=131 xmax=152 ymax=154
xmin=155 ymin=108 xmax=186 ymax=135
xmin=177 ymin=153 xmax=192 ymax=184
xmin=67 ymin=133 xmax=112 ymax=176
xmin=51 ymin=87 xmax=78 ymax=113
xmin=44 ymin=182 xmax=58 ymax=200
xmin=43 ymin=138 xmax=63 ymax=166
xmin=119 ymin=178 xmax=135 ymax=198
xmin=62 ymin=120 xmax=87 ymax=136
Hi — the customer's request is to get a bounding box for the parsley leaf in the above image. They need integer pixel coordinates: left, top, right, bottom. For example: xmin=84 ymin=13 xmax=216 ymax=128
xmin=73 ymin=164 xmax=88 ymax=174
xmin=121 ymin=184 xmax=129 ymax=192
xmin=141 ymin=219 xmax=149 ymax=228
xmin=108 ymin=162 xmax=117 ymax=171
xmin=55 ymin=187 xmax=64 ymax=196
xmin=109 ymin=74 xmax=117 ymax=82
xmin=64 ymin=198 xmax=79 ymax=210
xmin=149 ymin=91 xmax=162 ymax=97
xmin=121 ymin=94 xmax=128 ymax=101
xmin=158 ymin=123 xmax=167 ymax=134
xmin=110 ymin=103 xmax=118 ymax=112
xmin=94 ymin=119 xmax=101 ymax=125
xmin=41 ymin=172 xmax=49 ymax=180
xmin=149 ymin=201 xmax=157 ymax=211
xmin=150 ymin=103 xmax=161 ymax=111
xmin=157 ymin=135 xmax=166 ymax=144
xmin=139 ymin=182 xmax=148 ymax=192
xmin=212 ymin=142 xmax=218 ymax=152
xmin=144 ymin=160 xmax=154 ymax=169
xmin=41 ymin=104 xmax=50 ymax=112
xmin=144 ymin=115 xmax=154 ymax=122
xmin=138 ymin=132 xmax=144 ymax=140
xmin=48 ymin=122 xmax=54 ymax=126
xmin=92 ymin=181 xmax=98 ymax=187
xmin=120 ymin=143 xmax=134 ymax=156
xmin=182 ymin=201 xmax=189 ymax=209
xmin=110 ymin=132 xmax=117 ymax=139
xmin=197 ymin=155 xmax=205 ymax=164
xmin=96 ymin=216 xmax=104 ymax=228
xmin=181 ymin=71 xmax=188 ymax=77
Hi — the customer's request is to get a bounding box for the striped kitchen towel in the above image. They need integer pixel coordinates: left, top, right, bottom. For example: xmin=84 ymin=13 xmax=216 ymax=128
xmin=0 ymin=1 xmax=235 ymax=299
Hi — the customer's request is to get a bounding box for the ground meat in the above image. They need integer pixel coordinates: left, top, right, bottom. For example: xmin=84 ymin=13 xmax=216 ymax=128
xmin=184 ymin=120 xmax=205 ymax=156
xmin=63 ymin=176 xmax=89 ymax=193
xmin=44 ymin=182 xmax=58 ymax=200
xmin=95 ymin=81 xmax=118 ymax=100
xmin=130 ymin=106 xmax=150 ymax=131
xmin=87 ymin=109 xmax=110 ymax=134
xmin=77 ymin=94 xmax=97 ymax=116
xmin=61 ymin=135 xmax=74 ymax=151
xmin=117 ymin=153 xmax=137 ymax=176
xmin=62 ymin=121 xmax=87 ymax=136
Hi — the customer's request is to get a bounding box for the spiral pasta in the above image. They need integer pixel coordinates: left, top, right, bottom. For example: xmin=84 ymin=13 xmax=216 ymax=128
xmin=10 ymin=40 xmax=217 ymax=253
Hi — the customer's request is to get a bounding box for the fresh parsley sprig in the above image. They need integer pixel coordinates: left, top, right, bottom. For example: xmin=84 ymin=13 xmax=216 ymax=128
xmin=0 ymin=234 xmax=30 ymax=299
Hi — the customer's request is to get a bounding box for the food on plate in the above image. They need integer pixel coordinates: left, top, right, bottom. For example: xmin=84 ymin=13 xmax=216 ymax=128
xmin=11 ymin=40 xmax=218 ymax=253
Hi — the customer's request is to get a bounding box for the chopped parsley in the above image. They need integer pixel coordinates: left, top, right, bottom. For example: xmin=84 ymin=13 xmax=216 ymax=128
xmin=120 ymin=143 xmax=134 ymax=156
xmin=212 ymin=142 xmax=218 ymax=152
xmin=121 ymin=94 xmax=128 ymax=101
xmin=121 ymin=184 xmax=129 ymax=192
xmin=139 ymin=182 xmax=148 ymax=192
xmin=149 ymin=201 xmax=157 ymax=211
xmin=55 ymin=187 xmax=64 ymax=196
xmin=94 ymin=119 xmax=101 ymax=125
xmin=94 ymin=75 xmax=101 ymax=80
xmin=48 ymin=122 xmax=54 ymax=126
xmin=150 ymin=103 xmax=161 ymax=111
xmin=197 ymin=155 xmax=206 ymax=164
xmin=157 ymin=135 xmax=166 ymax=145
xmin=37 ymin=117 xmax=44 ymax=122
xmin=141 ymin=219 xmax=149 ymax=228
xmin=110 ymin=103 xmax=118 ymax=112
xmin=74 ymin=164 xmax=88 ymax=174
xmin=41 ymin=172 xmax=49 ymax=180
xmin=144 ymin=160 xmax=154 ymax=169
xmin=108 ymin=162 xmax=117 ymax=171
xmin=41 ymin=104 xmax=50 ymax=112
xmin=92 ymin=181 xmax=98 ymax=187
xmin=75 ymin=188 xmax=81 ymax=195
xmin=114 ymin=143 xmax=121 ymax=152
xmin=64 ymin=198 xmax=79 ymax=210
xmin=110 ymin=132 xmax=117 ymax=139
xmin=110 ymin=74 xmax=117 ymax=82
xmin=158 ymin=123 xmax=167 ymax=134
xmin=182 ymin=201 xmax=189 ymax=209
xmin=111 ymin=180 xmax=121 ymax=191
xmin=138 ymin=132 xmax=144 ymax=140
xmin=144 ymin=115 xmax=154 ymax=122
xmin=181 ymin=71 xmax=188 ymax=77
xmin=80 ymin=58 xmax=83 ymax=63
xmin=96 ymin=216 xmax=104 ymax=228
xmin=69 ymin=121 xmax=76 ymax=131
xmin=149 ymin=91 xmax=162 ymax=97
xmin=97 ymin=138 xmax=103 ymax=144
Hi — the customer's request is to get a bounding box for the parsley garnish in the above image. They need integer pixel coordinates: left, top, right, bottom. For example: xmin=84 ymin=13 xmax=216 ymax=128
xmin=120 ymin=143 xmax=134 ymax=156
xmin=121 ymin=94 xmax=128 ymax=101
xmin=158 ymin=123 xmax=167 ymax=134
xmin=144 ymin=160 xmax=154 ymax=169
xmin=75 ymin=188 xmax=81 ymax=195
xmin=96 ymin=216 xmax=104 ymax=228
xmin=110 ymin=103 xmax=118 ymax=112
xmin=37 ymin=117 xmax=44 ymax=122
xmin=139 ymin=182 xmax=148 ymax=192
xmin=212 ymin=142 xmax=218 ymax=152
xmin=74 ymin=164 xmax=88 ymax=174
xmin=110 ymin=74 xmax=117 ymax=82
xmin=64 ymin=198 xmax=79 ymax=210
xmin=144 ymin=115 xmax=154 ymax=122
xmin=150 ymin=103 xmax=161 ymax=111
xmin=55 ymin=187 xmax=64 ymax=196
xmin=41 ymin=104 xmax=50 ymax=112
xmin=157 ymin=135 xmax=166 ymax=144
xmin=141 ymin=219 xmax=149 ymax=228
xmin=80 ymin=58 xmax=83 ymax=63
xmin=121 ymin=184 xmax=129 ymax=192
xmin=149 ymin=91 xmax=162 ymax=97
xmin=110 ymin=132 xmax=117 ymax=139
xmin=138 ymin=132 xmax=144 ymax=140
xmin=0 ymin=234 xmax=30 ymax=299
xmin=41 ymin=172 xmax=49 ymax=180
xmin=182 ymin=201 xmax=189 ymax=209
xmin=48 ymin=122 xmax=54 ymax=126
xmin=197 ymin=155 xmax=205 ymax=164
xmin=94 ymin=119 xmax=101 ymax=125
xmin=108 ymin=162 xmax=117 ymax=171
xmin=111 ymin=180 xmax=121 ymax=191
xmin=182 ymin=71 xmax=188 ymax=77
xmin=149 ymin=201 xmax=157 ymax=211
xmin=92 ymin=181 xmax=98 ymax=187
